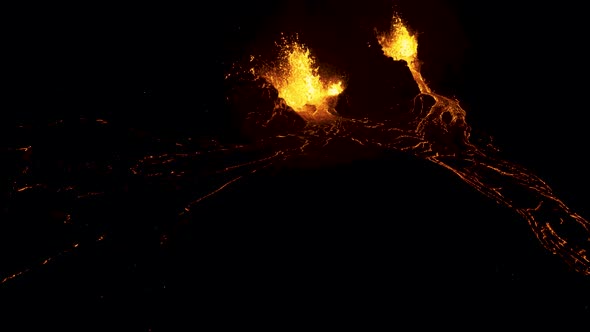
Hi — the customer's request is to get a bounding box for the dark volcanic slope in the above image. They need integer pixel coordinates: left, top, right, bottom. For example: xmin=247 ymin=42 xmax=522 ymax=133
xmin=3 ymin=0 xmax=590 ymax=330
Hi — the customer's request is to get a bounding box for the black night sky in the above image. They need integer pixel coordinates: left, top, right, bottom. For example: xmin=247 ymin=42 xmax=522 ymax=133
xmin=3 ymin=0 xmax=590 ymax=329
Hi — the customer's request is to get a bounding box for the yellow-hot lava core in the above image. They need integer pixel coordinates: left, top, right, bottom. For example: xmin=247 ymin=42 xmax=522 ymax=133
xmin=378 ymin=16 xmax=418 ymax=67
xmin=377 ymin=15 xmax=430 ymax=93
xmin=257 ymin=37 xmax=344 ymax=117
xmin=376 ymin=13 xmax=590 ymax=277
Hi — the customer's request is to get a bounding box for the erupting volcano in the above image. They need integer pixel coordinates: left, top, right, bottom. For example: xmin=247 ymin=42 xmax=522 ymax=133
xmin=254 ymin=35 xmax=344 ymax=120
xmin=3 ymin=1 xmax=590 ymax=328
xmin=230 ymin=14 xmax=590 ymax=277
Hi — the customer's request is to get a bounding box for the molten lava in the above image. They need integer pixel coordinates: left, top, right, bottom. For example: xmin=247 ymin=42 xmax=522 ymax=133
xmin=377 ymin=14 xmax=590 ymax=276
xmin=378 ymin=15 xmax=428 ymax=94
xmin=377 ymin=14 xmax=469 ymax=148
xmin=378 ymin=15 xmax=418 ymax=66
xmin=256 ymin=36 xmax=344 ymax=120
xmin=3 ymin=8 xmax=590 ymax=293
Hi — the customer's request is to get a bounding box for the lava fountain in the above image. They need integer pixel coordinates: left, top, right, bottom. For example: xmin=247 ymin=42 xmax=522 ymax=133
xmin=376 ymin=14 xmax=590 ymax=276
xmin=246 ymin=14 xmax=590 ymax=277
xmin=254 ymin=35 xmax=344 ymax=121
xmin=2 ymin=10 xmax=589 ymax=289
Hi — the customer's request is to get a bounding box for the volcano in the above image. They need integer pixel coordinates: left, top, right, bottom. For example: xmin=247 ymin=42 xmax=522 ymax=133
xmin=2 ymin=0 xmax=590 ymax=330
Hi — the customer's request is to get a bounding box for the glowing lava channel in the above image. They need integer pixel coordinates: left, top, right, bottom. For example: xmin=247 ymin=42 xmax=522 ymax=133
xmin=377 ymin=14 xmax=471 ymax=149
xmin=3 ymin=11 xmax=589 ymax=289
xmin=377 ymin=15 xmax=424 ymax=91
xmin=255 ymin=36 xmax=344 ymax=121
xmin=377 ymin=14 xmax=590 ymax=276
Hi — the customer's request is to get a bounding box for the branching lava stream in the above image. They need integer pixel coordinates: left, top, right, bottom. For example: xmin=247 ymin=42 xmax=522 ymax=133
xmin=2 ymin=11 xmax=589 ymax=290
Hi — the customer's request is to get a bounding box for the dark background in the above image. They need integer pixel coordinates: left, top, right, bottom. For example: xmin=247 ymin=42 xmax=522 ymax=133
xmin=3 ymin=0 xmax=589 ymax=329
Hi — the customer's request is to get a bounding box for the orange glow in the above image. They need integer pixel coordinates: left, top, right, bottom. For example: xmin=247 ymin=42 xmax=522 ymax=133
xmin=2 ymin=8 xmax=588 ymax=291
xmin=378 ymin=15 xmax=418 ymax=67
xmin=377 ymin=14 xmax=468 ymax=142
xmin=255 ymin=36 xmax=344 ymax=119
xmin=376 ymin=14 xmax=590 ymax=276
xmin=377 ymin=15 xmax=431 ymax=94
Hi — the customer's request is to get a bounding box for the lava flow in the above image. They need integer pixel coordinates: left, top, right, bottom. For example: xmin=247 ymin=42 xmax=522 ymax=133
xmin=375 ymin=15 xmax=590 ymax=276
xmin=242 ymin=14 xmax=590 ymax=276
xmin=2 ymin=11 xmax=590 ymax=288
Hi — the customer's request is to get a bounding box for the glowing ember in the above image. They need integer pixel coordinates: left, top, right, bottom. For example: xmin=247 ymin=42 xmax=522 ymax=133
xmin=256 ymin=36 xmax=344 ymax=118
